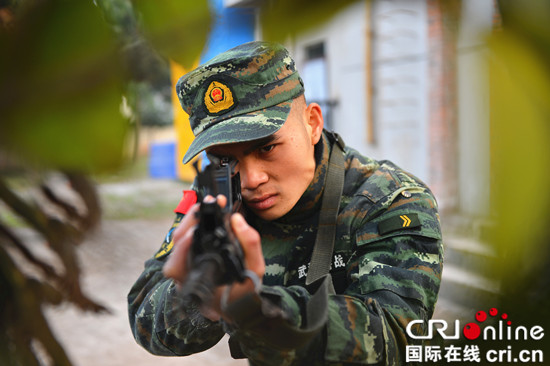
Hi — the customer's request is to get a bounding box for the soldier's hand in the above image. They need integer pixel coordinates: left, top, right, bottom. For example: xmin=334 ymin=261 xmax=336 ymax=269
xmin=197 ymin=211 xmax=265 ymax=321
xmin=163 ymin=194 xmax=228 ymax=282
xmin=163 ymin=195 xmax=265 ymax=321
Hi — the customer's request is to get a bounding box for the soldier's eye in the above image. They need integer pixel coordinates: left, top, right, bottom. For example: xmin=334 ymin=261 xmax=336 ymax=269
xmin=260 ymin=144 xmax=275 ymax=153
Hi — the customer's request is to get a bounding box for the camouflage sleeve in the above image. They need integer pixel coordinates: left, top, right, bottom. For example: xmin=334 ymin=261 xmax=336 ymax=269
xmin=226 ymin=188 xmax=442 ymax=365
xmin=127 ymin=214 xmax=225 ymax=356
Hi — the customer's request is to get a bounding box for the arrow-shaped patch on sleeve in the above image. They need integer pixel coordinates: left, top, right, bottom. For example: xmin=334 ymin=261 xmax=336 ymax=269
xmin=378 ymin=213 xmax=421 ymax=235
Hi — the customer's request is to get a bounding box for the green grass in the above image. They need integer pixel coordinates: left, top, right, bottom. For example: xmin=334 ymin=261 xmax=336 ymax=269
xmin=93 ymin=155 xmax=150 ymax=184
xmin=100 ymin=192 xmax=177 ymax=220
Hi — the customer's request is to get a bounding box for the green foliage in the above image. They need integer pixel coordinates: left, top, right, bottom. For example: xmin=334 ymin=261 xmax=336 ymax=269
xmin=97 ymin=0 xmax=185 ymax=127
xmin=0 ymin=0 xmax=208 ymax=364
xmin=498 ymin=0 xmax=550 ymax=63
xmin=4 ymin=0 xmax=549 ymax=362
xmin=259 ymin=0 xmax=360 ymax=42
xmin=127 ymin=80 xmax=173 ymax=127
xmin=489 ymin=0 xmax=550 ymax=334
xmin=96 ymin=0 xmax=139 ymax=37
xmin=132 ymin=0 xmax=211 ymax=69
xmin=0 ymin=0 xmax=128 ymax=173
xmin=0 ymin=172 xmax=106 ymax=366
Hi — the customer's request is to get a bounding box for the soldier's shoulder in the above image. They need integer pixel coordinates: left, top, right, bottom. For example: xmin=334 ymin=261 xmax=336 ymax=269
xmin=343 ymin=147 xmax=430 ymax=204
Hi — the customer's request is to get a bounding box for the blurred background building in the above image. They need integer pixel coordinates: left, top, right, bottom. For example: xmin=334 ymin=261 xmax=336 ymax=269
xmin=166 ymin=0 xmax=496 ymax=221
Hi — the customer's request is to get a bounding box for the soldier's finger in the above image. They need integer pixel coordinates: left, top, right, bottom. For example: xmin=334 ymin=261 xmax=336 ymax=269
xmin=171 ymin=203 xmax=200 ymax=245
xmin=216 ymin=194 xmax=227 ymax=209
xmin=204 ymin=194 xmax=227 ymax=209
xmin=231 ymin=213 xmax=265 ymax=277
xmin=163 ymin=226 xmax=195 ymax=282
xmin=200 ymin=303 xmax=222 ymax=322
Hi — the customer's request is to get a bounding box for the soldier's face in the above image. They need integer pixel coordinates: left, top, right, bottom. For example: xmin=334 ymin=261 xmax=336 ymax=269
xmin=208 ymin=98 xmax=324 ymax=221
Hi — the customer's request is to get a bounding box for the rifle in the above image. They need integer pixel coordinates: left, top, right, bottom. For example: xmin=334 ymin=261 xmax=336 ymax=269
xmin=181 ymin=155 xmax=246 ymax=306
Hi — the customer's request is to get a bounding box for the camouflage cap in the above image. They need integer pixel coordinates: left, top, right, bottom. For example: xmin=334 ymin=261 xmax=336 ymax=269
xmin=176 ymin=41 xmax=304 ymax=164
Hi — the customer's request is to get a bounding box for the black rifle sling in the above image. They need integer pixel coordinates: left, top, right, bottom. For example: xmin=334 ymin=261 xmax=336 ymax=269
xmin=305 ymin=131 xmax=345 ymax=289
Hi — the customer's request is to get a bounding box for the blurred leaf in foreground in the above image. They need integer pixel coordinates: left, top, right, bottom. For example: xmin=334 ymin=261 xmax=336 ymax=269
xmin=489 ymin=0 xmax=550 ymax=343
xmin=0 ymin=0 xmax=128 ymax=173
xmin=0 ymin=0 xmax=126 ymax=364
xmin=132 ymin=0 xmax=211 ymax=69
xmin=259 ymin=0 xmax=359 ymax=42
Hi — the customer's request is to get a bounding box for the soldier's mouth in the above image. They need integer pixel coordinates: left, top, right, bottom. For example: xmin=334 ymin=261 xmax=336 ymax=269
xmin=246 ymin=194 xmax=277 ymax=211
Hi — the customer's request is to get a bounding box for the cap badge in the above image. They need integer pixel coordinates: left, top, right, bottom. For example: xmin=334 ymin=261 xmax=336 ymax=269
xmin=204 ymin=81 xmax=235 ymax=115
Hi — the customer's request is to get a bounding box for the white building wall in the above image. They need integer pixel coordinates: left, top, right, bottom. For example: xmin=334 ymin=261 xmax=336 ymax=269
xmin=370 ymin=0 xmax=429 ymax=182
xmin=280 ymin=0 xmax=492 ymax=217
xmin=289 ymin=1 xmax=369 ymax=157
xmin=290 ymin=0 xmax=431 ymax=184
xmin=456 ymin=0 xmax=494 ymax=216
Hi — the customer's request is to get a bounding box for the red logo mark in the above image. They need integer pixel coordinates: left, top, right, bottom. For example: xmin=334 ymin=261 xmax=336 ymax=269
xmin=211 ymin=87 xmax=223 ymax=102
xmin=463 ymin=307 xmax=512 ymax=340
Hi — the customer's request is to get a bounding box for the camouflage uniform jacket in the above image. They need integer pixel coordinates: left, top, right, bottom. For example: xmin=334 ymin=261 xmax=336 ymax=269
xmin=127 ymin=132 xmax=443 ymax=365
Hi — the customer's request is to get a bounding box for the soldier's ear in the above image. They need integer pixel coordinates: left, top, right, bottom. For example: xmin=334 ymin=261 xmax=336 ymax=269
xmin=305 ymin=102 xmax=324 ymax=145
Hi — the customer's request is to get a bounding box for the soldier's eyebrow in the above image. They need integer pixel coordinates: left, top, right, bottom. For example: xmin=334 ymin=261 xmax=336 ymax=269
xmin=243 ymin=134 xmax=279 ymax=156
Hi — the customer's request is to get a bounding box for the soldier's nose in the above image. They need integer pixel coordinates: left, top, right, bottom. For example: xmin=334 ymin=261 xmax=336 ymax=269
xmin=240 ymin=162 xmax=268 ymax=190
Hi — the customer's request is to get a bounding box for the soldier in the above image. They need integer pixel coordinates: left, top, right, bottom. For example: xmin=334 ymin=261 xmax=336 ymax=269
xmin=128 ymin=41 xmax=443 ymax=365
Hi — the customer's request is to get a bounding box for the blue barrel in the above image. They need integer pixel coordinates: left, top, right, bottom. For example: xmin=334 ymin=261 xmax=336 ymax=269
xmin=149 ymin=142 xmax=176 ymax=179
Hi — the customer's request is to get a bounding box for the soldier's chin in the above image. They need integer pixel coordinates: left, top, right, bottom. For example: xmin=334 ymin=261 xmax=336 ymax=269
xmin=248 ymin=205 xmax=287 ymax=221
xmin=250 ymin=208 xmax=279 ymax=221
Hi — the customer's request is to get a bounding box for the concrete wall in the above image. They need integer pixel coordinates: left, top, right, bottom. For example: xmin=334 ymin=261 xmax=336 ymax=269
xmin=289 ymin=1 xmax=370 ymax=159
xmin=288 ymin=0 xmax=493 ymax=216
xmin=370 ymin=0 xmax=430 ymax=183
xmin=291 ymin=0 xmax=431 ymax=184
xmin=456 ymin=0 xmax=494 ymax=216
